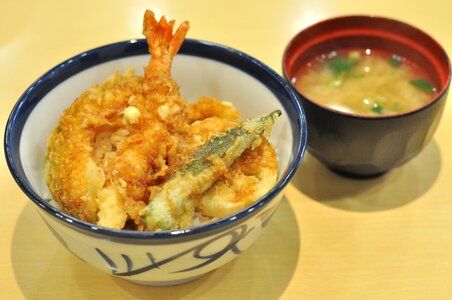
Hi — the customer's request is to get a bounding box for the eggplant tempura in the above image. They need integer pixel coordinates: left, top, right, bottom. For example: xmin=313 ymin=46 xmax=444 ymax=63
xmin=45 ymin=10 xmax=279 ymax=231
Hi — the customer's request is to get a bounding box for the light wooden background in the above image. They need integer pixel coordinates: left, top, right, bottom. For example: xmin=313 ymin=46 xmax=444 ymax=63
xmin=1 ymin=0 xmax=451 ymax=298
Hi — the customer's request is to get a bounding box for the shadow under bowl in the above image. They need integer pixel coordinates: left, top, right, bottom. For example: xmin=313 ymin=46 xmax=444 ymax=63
xmin=283 ymin=15 xmax=451 ymax=177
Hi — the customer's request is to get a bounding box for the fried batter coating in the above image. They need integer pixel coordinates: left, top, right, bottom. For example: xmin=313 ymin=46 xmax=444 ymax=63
xmin=45 ymin=10 xmax=278 ymax=230
xmin=199 ymin=138 xmax=278 ymax=218
xmin=140 ymin=111 xmax=280 ymax=230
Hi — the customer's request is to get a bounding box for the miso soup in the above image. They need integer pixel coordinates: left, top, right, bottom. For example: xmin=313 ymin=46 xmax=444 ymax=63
xmin=293 ymin=49 xmax=437 ymax=116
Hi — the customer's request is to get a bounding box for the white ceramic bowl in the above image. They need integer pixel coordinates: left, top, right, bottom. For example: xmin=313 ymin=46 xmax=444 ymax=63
xmin=5 ymin=39 xmax=307 ymax=285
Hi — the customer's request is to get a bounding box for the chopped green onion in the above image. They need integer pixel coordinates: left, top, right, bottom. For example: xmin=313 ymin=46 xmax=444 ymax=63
xmin=410 ymin=79 xmax=436 ymax=93
xmin=329 ymin=55 xmax=357 ymax=75
xmin=389 ymin=55 xmax=402 ymax=67
xmin=371 ymin=102 xmax=384 ymax=114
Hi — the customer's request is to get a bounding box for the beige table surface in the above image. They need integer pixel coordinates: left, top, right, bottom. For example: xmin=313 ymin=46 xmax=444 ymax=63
xmin=1 ymin=0 xmax=452 ymax=299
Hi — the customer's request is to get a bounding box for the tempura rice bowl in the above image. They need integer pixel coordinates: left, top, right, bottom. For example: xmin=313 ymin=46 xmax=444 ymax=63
xmin=5 ymin=39 xmax=307 ymax=285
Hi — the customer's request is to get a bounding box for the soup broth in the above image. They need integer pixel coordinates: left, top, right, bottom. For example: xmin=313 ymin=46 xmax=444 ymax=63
xmin=294 ymin=49 xmax=437 ymax=116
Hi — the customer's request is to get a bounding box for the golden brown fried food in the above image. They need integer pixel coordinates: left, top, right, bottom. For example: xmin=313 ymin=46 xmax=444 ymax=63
xmin=45 ymin=10 xmax=278 ymax=230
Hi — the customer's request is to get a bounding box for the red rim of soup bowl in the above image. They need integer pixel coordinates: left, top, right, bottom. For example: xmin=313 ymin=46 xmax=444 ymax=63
xmin=283 ymin=15 xmax=451 ymax=119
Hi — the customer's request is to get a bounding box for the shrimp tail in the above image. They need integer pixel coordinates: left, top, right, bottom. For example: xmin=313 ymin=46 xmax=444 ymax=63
xmin=139 ymin=110 xmax=282 ymax=231
xmin=143 ymin=10 xmax=190 ymax=80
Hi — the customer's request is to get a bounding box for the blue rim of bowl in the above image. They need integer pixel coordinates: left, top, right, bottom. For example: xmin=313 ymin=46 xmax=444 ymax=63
xmin=4 ymin=38 xmax=307 ymax=242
